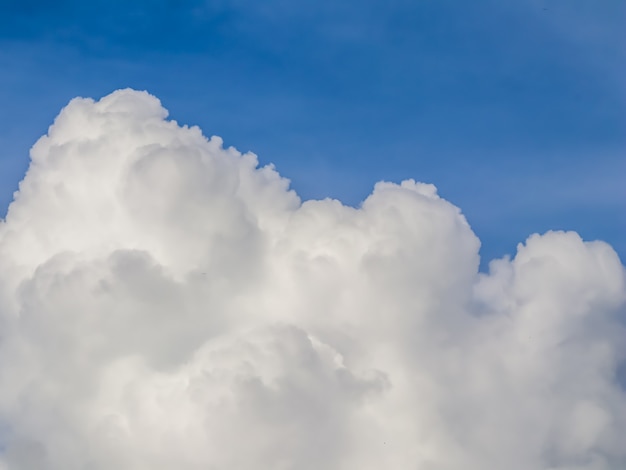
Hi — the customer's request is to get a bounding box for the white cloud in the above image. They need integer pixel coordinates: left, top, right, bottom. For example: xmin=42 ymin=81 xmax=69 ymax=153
xmin=0 ymin=89 xmax=624 ymax=469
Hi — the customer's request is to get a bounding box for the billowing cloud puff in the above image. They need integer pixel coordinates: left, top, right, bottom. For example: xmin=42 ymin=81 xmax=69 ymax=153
xmin=0 ymin=89 xmax=624 ymax=469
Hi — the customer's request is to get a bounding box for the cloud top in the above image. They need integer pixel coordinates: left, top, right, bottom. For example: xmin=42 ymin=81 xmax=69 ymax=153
xmin=0 ymin=89 xmax=624 ymax=469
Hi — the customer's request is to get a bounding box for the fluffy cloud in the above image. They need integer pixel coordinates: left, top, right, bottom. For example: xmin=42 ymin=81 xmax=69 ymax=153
xmin=0 ymin=89 xmax=624 ymax=469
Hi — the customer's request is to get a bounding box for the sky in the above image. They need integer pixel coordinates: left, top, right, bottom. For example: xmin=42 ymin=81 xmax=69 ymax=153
xmin=0 ymin=2 xmax=625 ymax=469
xmin=0 ymin=0 xmax=624 ymax=266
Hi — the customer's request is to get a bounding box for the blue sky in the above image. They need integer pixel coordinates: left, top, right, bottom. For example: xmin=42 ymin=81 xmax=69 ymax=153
xmin=0 ymin=0 xmax=624 ymax=268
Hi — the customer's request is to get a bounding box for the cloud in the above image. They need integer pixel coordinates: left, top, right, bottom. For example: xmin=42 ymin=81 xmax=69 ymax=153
xmin=0 ymin=89 xmax=624 ymax=469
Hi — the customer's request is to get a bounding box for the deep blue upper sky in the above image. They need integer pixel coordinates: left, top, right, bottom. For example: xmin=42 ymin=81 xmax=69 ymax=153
xmin=0 ymin=0 xmax=624 ymax=268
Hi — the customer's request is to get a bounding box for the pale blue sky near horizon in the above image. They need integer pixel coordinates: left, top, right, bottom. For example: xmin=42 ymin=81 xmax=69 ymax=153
xmin=0 ymin=0 xmax=624 ymax=269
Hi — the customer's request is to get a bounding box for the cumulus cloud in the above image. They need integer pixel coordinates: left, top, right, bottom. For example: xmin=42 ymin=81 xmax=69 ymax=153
xmin=0 ymin=89 xmax=624 ymax=469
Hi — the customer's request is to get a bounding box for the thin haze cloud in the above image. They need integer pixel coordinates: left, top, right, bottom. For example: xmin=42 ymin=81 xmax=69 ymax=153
xmin=0 ymin=90 xmax=624 ymax=469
